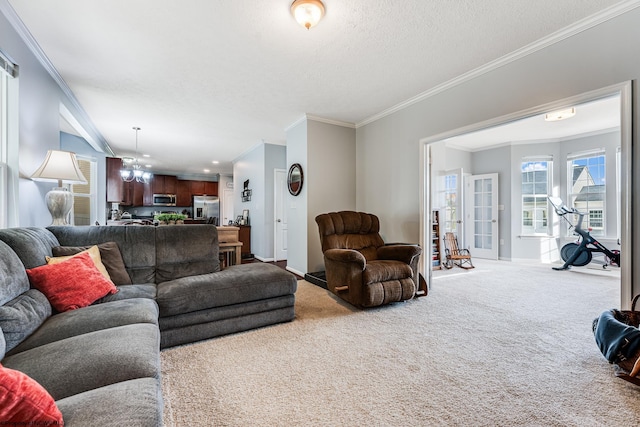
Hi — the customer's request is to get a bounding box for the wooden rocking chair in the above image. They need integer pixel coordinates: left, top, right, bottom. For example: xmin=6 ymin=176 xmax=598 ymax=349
xmin=443 ymin=232 xmax=474 ymax=269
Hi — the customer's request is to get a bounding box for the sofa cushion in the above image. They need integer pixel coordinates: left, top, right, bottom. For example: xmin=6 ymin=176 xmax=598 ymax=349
xmin=0 ymin=326 xmax=5 ymax=360
xmin=52 ymin=241 xmax=132 ymax=286
xmin=48 ymin=226 xmax=156 ymax=284
xmin=0 ymin=240 xmax=31 ymax=306
xmin=56 ymin=378 xmax=162 ymax=427
xmin=0 ymin=289 xmax=52 ymax=352
xmin=47 ymin=245 xmax=111 ymax=281
xmin=157 ymin=262 xmax=297 ymax=317
xmin=26 ymin=252 xmax=118 ymax=312
xmin=7 ymin=298 xmax=159 ymax=356
xmin=0 ymin=363 xmax=63 ymax=425
xmin=96 ymin=283 xmax=157 ymax=303
xmin=2 ymin=323 xmax=160 ymax=401
xmin=0 ymin=228 xmax=59 ymax=269
xmin=155 ymin=225 xmax=220 ymax=283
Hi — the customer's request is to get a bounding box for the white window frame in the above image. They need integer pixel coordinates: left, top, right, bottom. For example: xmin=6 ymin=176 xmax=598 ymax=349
xmin=70 ymin=156 xmax=97 ymax=225
xmin=0 ymin=49 xmax=19 ymax=229
xmin=567 ymin=149 xmax=606 ymax=237
xmin=521 ymin=156 xmax=552 ymax=236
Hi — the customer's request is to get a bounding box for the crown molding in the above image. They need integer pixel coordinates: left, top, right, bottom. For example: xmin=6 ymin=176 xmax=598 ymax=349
xmin=0 ymin=0 xmax=113 ymax=155
xmin=285 ymin=114 xmax=355 ymax=132
xmin=356 ymin=0 xmax=640 ymax=128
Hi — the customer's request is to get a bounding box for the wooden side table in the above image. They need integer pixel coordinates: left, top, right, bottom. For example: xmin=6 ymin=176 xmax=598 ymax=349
xmin=219 ymin=242 xmax=242 ymax=268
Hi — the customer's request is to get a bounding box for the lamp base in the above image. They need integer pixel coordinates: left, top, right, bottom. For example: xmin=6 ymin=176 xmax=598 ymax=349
xmin=45 ymin=187 xmax=73 ymax=226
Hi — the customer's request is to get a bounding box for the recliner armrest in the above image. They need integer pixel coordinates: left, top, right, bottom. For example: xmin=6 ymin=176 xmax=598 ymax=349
xmin=377 ymin=244 xmax=422 ymax=264
xmin=324 ymin=248 xmax=366 ymax=269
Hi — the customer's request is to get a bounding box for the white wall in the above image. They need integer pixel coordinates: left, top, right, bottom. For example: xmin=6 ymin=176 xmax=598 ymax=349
xmin=285 ymin=119 xmax=308 ymax=274
xmin=355 ymin=8 xmax=640 ymax=294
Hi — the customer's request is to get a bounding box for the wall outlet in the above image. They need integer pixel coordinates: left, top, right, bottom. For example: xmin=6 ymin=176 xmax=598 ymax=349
xmin=500 ymin=239 xmax=504 ymax=245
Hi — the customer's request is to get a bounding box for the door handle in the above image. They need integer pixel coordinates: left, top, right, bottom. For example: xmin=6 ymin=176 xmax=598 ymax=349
xmin=492 ymin=219 xmax=497 ymax=223
xmin=277 ymin=219 xmax=281 ymax=222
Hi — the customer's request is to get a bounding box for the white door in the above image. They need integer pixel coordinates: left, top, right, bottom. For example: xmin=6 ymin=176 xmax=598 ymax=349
xmin=274 ymin=169 xmax=288 ymax=261
xmin=222 ymin=189 xmax=234 ymax=226
xmin=466 ymin=173 xmax=499 ymax=260
xmin=444 ymin=168 xmax=464 ymax=247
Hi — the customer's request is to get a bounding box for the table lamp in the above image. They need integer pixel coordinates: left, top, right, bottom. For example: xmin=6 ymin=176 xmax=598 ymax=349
xmin=30 ymin=150 xmax=87 ymax=225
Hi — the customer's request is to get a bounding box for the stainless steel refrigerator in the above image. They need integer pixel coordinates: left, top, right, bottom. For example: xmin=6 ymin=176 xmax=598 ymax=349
xmin=192 ymin=195 xmax=219 ymax=225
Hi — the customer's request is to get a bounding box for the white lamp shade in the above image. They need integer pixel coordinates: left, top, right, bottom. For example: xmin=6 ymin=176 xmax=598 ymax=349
xmin=31 ymin=150 xmax=87 ymax=185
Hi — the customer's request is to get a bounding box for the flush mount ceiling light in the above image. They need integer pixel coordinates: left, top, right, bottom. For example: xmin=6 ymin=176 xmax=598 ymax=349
xmin=544 ymin=107 xmax=576 ymax=122
xmin=120 ymin=127 xmax=152 ymax=183
xmin=291 ymin=0 xmax=325 ymax=30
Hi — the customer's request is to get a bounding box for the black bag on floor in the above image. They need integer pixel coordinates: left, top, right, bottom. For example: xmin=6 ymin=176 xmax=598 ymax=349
xmin=593 ymin=295 xmax=640 ymax=385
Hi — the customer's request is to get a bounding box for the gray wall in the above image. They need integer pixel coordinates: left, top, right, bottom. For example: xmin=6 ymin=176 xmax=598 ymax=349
xmin=1 ymin=6 xmax=107 ymax=227
xmin=355 ymin=8 xmax=640 ymax=295
xmin=286 ymin=118 xmax=356 ymax=275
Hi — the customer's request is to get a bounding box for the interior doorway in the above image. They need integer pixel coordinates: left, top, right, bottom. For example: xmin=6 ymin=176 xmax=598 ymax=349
xmin=420 ymin=82 xmax=632 ymax=308
xmin=274 ymin=168 xmax=288 ymax=261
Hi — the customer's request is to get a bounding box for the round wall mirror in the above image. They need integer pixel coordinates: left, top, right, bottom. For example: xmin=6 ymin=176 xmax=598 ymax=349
xmin=287 ymin=163 xmax=303 ymax=196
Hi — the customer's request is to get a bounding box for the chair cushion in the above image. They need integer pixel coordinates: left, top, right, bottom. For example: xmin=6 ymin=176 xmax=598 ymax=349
xmin=363 ymin=260 xmax=413 ymax=285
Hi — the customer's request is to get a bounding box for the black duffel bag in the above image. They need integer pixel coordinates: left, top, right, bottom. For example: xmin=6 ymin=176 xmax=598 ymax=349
xmin=593 ymin=295 xmax=640 ymax=385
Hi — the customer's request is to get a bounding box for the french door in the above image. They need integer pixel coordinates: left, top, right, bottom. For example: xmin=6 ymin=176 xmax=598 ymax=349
xmin=466 ymin=173 xmax=499 ymax=260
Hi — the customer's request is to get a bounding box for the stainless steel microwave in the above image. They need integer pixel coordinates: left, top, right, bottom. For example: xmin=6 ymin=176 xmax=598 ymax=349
xmin=153 ymin=194 xmax=176 ymax=206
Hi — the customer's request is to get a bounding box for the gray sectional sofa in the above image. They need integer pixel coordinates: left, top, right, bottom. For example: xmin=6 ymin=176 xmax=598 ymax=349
xmin=0 ymin=224 xmax=297 ymax=426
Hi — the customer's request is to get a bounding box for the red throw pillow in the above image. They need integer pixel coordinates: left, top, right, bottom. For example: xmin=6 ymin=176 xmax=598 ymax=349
xmin=0 ymin=363 xmax=63 ymax=424
xmin=27 ymin=252 xmax=118 ymax=312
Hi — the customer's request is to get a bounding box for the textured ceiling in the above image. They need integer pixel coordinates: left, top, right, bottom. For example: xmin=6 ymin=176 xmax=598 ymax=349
xmin=6 ymin=0 xmax=628 ymax=175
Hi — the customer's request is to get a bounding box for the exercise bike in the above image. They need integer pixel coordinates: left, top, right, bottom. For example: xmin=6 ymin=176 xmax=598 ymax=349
xmin=548 ymin=196 xmax=620 ymax=271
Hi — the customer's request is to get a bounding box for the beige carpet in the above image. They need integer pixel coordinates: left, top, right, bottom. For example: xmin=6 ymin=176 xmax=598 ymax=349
xmin=161 ymin=260 xmax=640 ymax=426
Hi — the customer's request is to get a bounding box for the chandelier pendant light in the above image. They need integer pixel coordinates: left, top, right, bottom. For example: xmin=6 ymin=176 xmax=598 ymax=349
xmin=291 ymin=0 xmax=325 ymax=30
xmin=121 ymin=126 xmax=152 ymax=183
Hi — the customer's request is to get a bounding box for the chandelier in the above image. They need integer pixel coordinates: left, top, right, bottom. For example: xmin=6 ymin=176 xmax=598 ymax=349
xmin=120 ymin=126 xmax=152 ymax=183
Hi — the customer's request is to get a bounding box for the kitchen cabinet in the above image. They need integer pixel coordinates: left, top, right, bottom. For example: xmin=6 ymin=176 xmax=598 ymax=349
xmin=152 ymin=174 xmax=177 ymax=194
xmin=190 ymin=180 xmax=205 ymax=196
xmin=203 ymin=181 xmax=218 ymax=195
xmin=106 ymin=157 xmax=124 ymax=203
xmin=176 ymin=180 xmax=191 ymax=207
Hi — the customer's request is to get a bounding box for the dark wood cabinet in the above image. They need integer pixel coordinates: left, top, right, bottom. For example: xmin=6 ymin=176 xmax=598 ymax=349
xmin=239 ymin=225 xmax=251 ymax=257
xmin=190 ymin=180 xmax=205 ymax=196
xmin=143 ymin=181 xmax=153 ymax=206
xmin=176 ymin=180 xmax=191 ymax=207
xmin=152 ymin=175 xmax=177 ymax=195
xmin=203 ymin=181 xmax=218 ymax=196
xmin=106 ymin=157 xmax=124 ymax=203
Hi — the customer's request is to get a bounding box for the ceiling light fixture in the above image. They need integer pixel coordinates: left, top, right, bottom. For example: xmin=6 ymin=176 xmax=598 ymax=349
xmin=291 ymin=0 xmax=325 ymax=30
xmin=120 ymin=127 xmax=152 ymax=183
xmin=544 ymin=107 xmax=576 ymax=122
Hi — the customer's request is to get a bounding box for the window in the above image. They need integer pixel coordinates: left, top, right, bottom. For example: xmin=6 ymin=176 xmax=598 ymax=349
xmin=568 ymin=150 xmax=605 ymax=236
xmin=0 ymin=50 xmax=17 ymax=229
xmin=521 ymin=159 xmax=551 ymax=235
xmin=70 ymin=157 xmax=96 ymax=225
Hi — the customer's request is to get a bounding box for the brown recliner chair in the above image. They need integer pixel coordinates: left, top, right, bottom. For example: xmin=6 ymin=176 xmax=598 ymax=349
xmin=315 ymin=211 xmax=422 ymax=308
